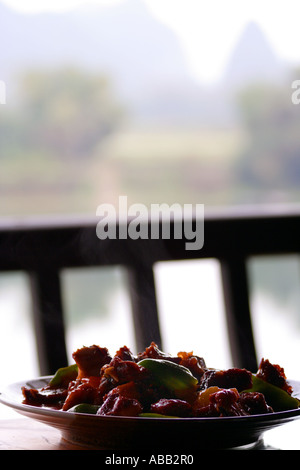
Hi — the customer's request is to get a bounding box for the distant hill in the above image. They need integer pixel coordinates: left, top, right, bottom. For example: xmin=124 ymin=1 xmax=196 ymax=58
xmin=0 ymin=2 xmax=290 ymax=123
xmin=222 ymin=21 xmax=287 ymax=89
xmin=0 ymin=1 xmax=195 ymax=98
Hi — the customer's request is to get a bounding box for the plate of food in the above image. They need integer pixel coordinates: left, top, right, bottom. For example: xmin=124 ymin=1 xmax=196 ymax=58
xmin=1 ymin=342 xmax=300 ymax=450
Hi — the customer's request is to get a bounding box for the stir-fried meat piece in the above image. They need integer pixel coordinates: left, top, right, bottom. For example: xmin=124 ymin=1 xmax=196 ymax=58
xmin=257 ymin=358 xmax=293 ymax=394
xmin=22 ymin=386 xmax=67 ymax=408
xmin=150 ymin=398 xmax=192 ymax=417
xmin=97 ymin=391 xmax=143 ymax=417
xmin=209 ymin=388 xmax=248 ymax=416
xmin=177 ymin=351 xmax=206 ymax=381
xmin=115 ymin=345 xmax=136 ymax=362
xmin=73 ymin=345 xmax=111 ymax=379
xmin=106 ymin=381 xmax=141 ymax=401
xmin=62 ymin=376 xmax=103 ymax=411
xmin=102 ymin=356 xmax=148 ymax=385
xmin=193 ymin=404 xmax=220 ymax=417
xmin=193 ymin=388 xmax=245 ymax=417
xmin=239 ymin=392 xmax=273 ymax=414
xmin=193 ymin=388 xmax=273 ymax=417
xmin=105 ymin=378 xmax=172 ymax=411
xmin=200 ymin=367 xmax=252 ymax=392
xmin=137 ymin=342 xmax=181 ymax=364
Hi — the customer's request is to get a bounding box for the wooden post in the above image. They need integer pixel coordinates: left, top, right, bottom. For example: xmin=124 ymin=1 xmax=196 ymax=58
xmin=29 ymin=269 xmax=68 ymax=375
xmin=126 ymin=264 xmax=162 ymax=353
xmin=220 ymin=256 xmax=257 ymax=371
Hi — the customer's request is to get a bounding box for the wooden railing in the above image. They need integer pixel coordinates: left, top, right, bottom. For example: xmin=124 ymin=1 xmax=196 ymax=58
xmin=1 ymin=205 xmax=300 ymax=375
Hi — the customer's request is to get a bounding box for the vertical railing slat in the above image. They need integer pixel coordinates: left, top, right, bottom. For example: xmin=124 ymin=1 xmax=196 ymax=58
xmin=29 ymin=269 xmax=68 ymax=375
xmin=220 ymin=256 xmax=257 ymax=371
xmin=127 ymin=264 xmax=162 ymax=352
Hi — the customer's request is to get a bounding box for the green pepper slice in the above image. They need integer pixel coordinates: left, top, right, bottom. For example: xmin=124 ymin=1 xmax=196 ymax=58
xmin=67 ymin=403 xmax=100 ymax=414
xmin=139 ymin=413 xmax=179 ymax=418
xmin=49 ymin=364 xmax=78 ymax=387
xmin=137 ymin=358 xmax=198 ymax=399
xmin=243 ymin=375 xmax=300 ymax=412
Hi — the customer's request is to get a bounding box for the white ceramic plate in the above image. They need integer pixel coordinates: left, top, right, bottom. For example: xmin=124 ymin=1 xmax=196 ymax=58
xmin=1 ymin=376 xmax=300 ymax=449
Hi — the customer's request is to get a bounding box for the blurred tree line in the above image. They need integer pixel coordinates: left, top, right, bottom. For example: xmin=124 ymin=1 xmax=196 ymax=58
xmin=0 ymin=67 xmax=124 ymax=161
xmin=236 ymin=74 xmax=300 ymax=193
xmin=0 ymin=67 xmax=125 ymax=214
xmin=1 ymin=65 xmax=300 ymax=213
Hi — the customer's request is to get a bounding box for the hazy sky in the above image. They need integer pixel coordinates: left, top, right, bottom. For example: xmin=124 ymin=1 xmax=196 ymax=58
xmin=2 ymin=0 xmax=300 ymax=83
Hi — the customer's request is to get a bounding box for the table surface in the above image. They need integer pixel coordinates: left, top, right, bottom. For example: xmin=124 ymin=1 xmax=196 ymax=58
xmin=1 ymin=413 xmax=300 ymax=450
xmin=0 ymin=418 xmax=89 ymax=450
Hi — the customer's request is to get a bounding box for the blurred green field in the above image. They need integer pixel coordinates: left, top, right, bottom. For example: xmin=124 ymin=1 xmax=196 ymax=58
xmin=0 ymin=125 xmax=247 ymax=217
xmin=2 ymin=122 xmax=300 ymax=218
xmin=90 ymin=126 xmax=247 ymax=207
